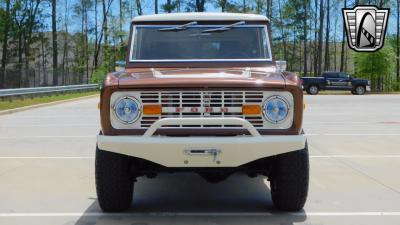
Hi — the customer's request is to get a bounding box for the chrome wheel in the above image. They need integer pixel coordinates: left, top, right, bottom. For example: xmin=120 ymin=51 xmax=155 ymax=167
xmin=308 ymin=86 xmax=319 ymax=95
xmin=355 ymin=86 xmax=366 ymax=95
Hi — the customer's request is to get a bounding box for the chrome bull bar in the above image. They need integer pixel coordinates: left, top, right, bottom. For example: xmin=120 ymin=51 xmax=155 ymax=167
xmin=143 ymin=117 xmax=261 ymax=137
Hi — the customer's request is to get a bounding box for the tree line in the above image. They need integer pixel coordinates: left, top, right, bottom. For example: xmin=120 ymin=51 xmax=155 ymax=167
xmin=0 ymin=0 xmax=399 ymax=91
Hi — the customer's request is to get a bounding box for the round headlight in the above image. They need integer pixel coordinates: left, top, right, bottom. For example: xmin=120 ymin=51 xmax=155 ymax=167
xmin=263 ymin=95 xmax=289 ymax=124
xmin=114 ymin=97 xmax=140 ymax=124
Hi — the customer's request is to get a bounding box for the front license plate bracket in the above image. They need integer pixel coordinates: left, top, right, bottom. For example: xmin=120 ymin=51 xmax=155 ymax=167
xmin=184 ymin=148 xmax=221 ymax=162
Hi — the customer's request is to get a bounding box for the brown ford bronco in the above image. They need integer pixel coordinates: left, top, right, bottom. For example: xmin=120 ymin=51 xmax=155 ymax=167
xmin=97 ymin=12 xmax=308 ymax=212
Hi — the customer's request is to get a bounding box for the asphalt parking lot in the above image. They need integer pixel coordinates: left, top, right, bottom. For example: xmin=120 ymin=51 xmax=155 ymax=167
xmin=0 ymin=94 xmax=400 ymax=225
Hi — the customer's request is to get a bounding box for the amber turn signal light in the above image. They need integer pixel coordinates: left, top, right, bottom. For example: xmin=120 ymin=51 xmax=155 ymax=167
xmin=143 ymin=105 xmax=162 ymax=115
xmin=242 ymin=105 xmax=261 ymax=115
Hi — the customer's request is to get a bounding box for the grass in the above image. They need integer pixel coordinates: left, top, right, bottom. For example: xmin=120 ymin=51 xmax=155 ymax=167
xmin=304 ymin=90 xmax=351 ymax=95
xmin=0 ymin=91 xmax=99 ymax=111
xmin=304 ymin=90 xmax=400 ymax=95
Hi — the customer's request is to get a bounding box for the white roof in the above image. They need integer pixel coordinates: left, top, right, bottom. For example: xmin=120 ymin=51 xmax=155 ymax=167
xmin=132 ymin=13 xmax=269 ymax=22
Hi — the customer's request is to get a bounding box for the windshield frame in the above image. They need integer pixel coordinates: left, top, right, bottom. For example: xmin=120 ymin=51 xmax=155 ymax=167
xmin=128 ymin=24 xmax=273 ymax=63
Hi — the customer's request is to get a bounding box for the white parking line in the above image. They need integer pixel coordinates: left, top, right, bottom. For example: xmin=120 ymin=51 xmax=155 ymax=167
xmin=0 ymin=133 xmax=399 ymax=140
xmin=0 ymin=212 xmax=400 ymax=217
xmin=305 ymin=122 xmax=372 ymax=124
xmin=0 ymin=157 xmax=95 ymax=159
xmin=0 ymin=155 xmax=400 ymax=159
xmin=310 ymin=155 xmax=400 ymax=158
xmin=0 ymin=124 xmax=98 ymax=127
xmin=0 ymin=136 xmax=95 ymax=139
xmin=306 ymin=133 xmax=400 ymax=136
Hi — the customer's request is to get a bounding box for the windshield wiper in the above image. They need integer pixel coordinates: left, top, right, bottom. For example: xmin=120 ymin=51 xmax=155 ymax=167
xmin=158 ymin=21 xmax=198 ymax=31
xmin=201 ymin=21 xmax=245 ymax=33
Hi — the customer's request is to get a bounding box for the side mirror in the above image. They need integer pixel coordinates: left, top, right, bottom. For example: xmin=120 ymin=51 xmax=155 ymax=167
xmin=115 ymin=61 xmax=126 ymax=72
xmin=275 ymin=60 xmax=287 ymax=72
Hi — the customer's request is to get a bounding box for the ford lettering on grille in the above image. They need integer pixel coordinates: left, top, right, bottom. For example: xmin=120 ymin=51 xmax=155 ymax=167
xmin=175 ymin=107 xmax=229 ymax=113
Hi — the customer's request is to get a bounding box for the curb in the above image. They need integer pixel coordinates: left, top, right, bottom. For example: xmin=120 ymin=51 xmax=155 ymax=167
xmin=0 ymin=94 xmax=99 ymax=116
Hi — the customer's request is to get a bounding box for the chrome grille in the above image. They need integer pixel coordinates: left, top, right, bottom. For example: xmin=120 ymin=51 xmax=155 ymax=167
xmin=140 ymin=91 xmax=264 ymax=128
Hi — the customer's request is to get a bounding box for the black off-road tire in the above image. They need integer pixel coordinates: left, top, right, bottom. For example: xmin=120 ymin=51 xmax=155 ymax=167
xmin=270 ymin=143 xmax=309 ymax=211
xmin=96 ymin=147 xmax=134 ymax=212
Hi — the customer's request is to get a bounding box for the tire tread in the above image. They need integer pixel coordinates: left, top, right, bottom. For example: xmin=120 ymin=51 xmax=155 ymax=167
xmin=271 ymin=145 xmax=309 ymax=211
xmin=95 ymin=147 xmax=133 ymax=212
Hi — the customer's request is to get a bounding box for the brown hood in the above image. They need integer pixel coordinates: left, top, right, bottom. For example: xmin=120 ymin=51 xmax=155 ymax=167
xmin=117 ymin=67 xmax=288 ymax=89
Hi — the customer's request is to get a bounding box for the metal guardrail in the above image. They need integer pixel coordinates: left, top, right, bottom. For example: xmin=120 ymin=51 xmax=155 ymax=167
xmin=0 ymin=84 xmax=98 ymax=98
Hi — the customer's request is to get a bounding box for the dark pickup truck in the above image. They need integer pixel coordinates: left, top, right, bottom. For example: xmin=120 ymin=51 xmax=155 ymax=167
xmin=301 ymin=72 xmax=371 ymax=95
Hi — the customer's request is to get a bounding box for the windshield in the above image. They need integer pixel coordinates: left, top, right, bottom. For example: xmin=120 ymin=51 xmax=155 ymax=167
xmin=129 ymin=25 xmax=272 ymax=62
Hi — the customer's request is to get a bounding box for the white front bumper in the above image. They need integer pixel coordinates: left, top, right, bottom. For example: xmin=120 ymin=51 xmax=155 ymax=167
xmin=97 ymin=134 xmax=306 ymax=167
xmin=97 ymin=117 xmax=306 ymax=167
